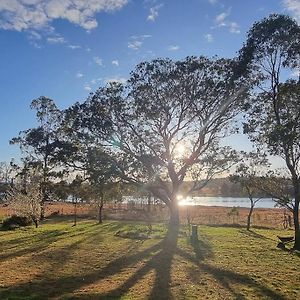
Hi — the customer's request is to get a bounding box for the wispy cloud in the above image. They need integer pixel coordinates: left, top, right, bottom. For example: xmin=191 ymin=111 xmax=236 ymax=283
xmin=229 ymin=22 xmax=240 ymax=34
xmin=128 ymin=40 xmax=143 ymax=50
xmin=90 ymin=77 xmax=103 ymax=85
xmin=112 ymin=60 xmax=119 ymax=66
xmin=68 ymin=45 xmax=81 ymax=50
xmin=105 ymin=77 xmax=127 ymax=84
xmin=208 ymin=0 xmax=218 ymax=4
xmin=47 ymin=36 xmax=65 ymax=44
xmin=0 ymin=0 xmax=129 ymax=32
xmin=215 ymin=11 xmax=230 ymax=27
xmin=76 ymin=72 xmax=83 ymax=78
xmin=84 ymin=85 xmax=92 ymax=91
xmin=28 ymin=30 xmax=43 ymax=48
xmin=214 ymin=9 xmax=240 ymax=34
xmin=130 ymin=34 xmax=152 ymax=39
xmin=147 ymin=4 xmax=163 ymax=22
xmin=168 ymin=45 xmax=180 ymax=51
xmin=93 ymin=56 xmax=103 ymax=66
xmin=128 ymin=34 xmax=151 ymax=50
xmin=283 ymin=0 xmax=300 ymax=22
xmin=204 ymin=33 xmax=214 ymax=43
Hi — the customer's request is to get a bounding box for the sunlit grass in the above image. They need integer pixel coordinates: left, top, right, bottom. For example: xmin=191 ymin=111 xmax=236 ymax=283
xmin=0 ymin=217 xmax=299 ymax=299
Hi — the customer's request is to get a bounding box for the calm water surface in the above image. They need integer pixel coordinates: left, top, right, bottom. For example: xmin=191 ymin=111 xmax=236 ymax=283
xmin=124 ymin=196 xmax=277 ymax=208
xmin=178 ymin=197 xmax=276 ymax=208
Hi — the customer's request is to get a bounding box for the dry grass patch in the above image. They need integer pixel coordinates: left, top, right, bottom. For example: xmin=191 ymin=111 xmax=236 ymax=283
xmin=0 ymin=217 xmax=299 ymax=299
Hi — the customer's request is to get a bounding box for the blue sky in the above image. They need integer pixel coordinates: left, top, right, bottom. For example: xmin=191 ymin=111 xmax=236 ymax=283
xmin=0 ymin=0 xmax=299 ymax=163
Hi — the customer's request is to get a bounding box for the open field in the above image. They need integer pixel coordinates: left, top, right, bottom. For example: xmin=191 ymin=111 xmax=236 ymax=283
xmin=0 ymin=202 xmax=294 ymax=229
xmin=0 ymin=217 xmax=299 ymax=299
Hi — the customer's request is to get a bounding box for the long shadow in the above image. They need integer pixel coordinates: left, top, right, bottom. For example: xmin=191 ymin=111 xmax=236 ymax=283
xmin=0 ymin=234 xmax=165 ymax=299
xmin=0 ymin=222 xmax=109 ymax=261
xmin=80 ymin=224 xmax=180 ymax=299
xmin=191 ymin=237 xmax=213 ymax=261
xmin=0 ymin=230 xmax=66 ymax=260
xmin=238 ymin=229 xmax=274 ymax=241
xmin=178 ymin=247 xmax=287 ymax=300
xmin=0 ymin=224 xmax=287 ymax=300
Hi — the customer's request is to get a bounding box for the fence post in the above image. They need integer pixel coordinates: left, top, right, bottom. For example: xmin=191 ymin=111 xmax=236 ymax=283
xmin=191 ymin=224 xmax=198 ymax=242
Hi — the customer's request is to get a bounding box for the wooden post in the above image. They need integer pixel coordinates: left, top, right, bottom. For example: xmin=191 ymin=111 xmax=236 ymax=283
xmin=191 ymin=225 xmax=198 ymax=242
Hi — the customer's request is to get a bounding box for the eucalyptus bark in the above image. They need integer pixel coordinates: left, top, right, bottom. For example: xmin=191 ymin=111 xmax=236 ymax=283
xmin=169 ymin=200 xmax=180 ymax=226
xmin=247 ymin=203 xmax=254 ymax=231
xmin=98 ymin=201 xmax=104 ymax=224
xmin=292 ymin=182 xmax=300 ymax=250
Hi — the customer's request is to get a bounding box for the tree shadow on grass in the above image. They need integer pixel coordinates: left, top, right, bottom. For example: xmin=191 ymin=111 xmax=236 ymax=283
xmin=0 ymin=224 xmax=288 ymax=300
xmin=0 ymin=222 xmax=110 ymax=261
xmin=238 ymin=229 xmax=274 ymax=241
xmin=178 ymin=248 xmax=287 ymax=300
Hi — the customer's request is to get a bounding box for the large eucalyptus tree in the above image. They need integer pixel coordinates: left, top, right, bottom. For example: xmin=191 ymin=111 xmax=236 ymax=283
xmin=72 ymin=56 xmax=249 ymax=225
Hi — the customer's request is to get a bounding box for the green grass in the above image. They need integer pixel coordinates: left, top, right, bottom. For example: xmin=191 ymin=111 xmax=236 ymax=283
xmin=0 ymin=217 xmax=299 ymax=299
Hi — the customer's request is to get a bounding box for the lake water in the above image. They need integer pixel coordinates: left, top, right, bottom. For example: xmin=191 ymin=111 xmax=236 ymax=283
xmin=124 ymin=196 xmax=277 ymax=209
xmin=178 ymin=197 xmax=276 ymax=208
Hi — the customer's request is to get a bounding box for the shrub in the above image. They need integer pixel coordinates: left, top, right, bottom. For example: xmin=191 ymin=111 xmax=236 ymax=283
xmin=2 ymin=215 xmax=32 ymax=230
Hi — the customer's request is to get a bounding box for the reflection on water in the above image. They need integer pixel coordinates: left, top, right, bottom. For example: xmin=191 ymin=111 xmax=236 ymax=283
xmin=124 ymin=196 xmax=277 ymax=208
xmin=178 ymin=197 xmax=276 ymax=208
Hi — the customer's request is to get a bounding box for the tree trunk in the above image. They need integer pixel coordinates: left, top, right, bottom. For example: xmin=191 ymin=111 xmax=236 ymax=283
xmin=169 ymin=201 xmax=179 ymax=226
xmin=293 ymin=194 xmax=300 ymax=250
xmin=98 ymin=203 xmax=104 ymax=224
xmin=247 ymin=204 xmax=254 ymax=231
xmin=40 ymin=201 xmax=45 ymax=220
xmin=74 ymin=199 xmax=77 ymax=226
xmin=147 ymin=193 xmax=151 ymax=212
xmin=33 ymin=218 xmax=38 ymax=228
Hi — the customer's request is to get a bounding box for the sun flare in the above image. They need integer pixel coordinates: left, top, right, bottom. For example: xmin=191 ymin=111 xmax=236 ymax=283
xmin=175 ymin=143 xmax=186 ymax=157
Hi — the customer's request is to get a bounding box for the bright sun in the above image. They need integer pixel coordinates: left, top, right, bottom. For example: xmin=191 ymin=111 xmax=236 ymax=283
xmin=175 ymin=143 xmax=185 ymax=156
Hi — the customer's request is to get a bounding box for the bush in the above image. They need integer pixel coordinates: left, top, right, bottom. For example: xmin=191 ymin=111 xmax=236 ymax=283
xmin=1 ymin=215 xmax=32 ymax=230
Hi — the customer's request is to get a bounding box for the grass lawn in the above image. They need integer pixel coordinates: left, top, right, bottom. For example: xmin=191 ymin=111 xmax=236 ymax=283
xmin=0 ymin=217 xmax=299 ymax=299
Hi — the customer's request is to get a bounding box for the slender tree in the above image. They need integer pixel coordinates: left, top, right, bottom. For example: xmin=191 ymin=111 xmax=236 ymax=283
xmin=240 ymin=14 xmax=300 ymax=249
xmin=230 ymin=153 xmax=268 ymax=230
xmin=10 ymin=97 xmax=69 ymax=219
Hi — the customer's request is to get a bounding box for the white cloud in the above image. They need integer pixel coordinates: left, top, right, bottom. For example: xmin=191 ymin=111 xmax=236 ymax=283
xmin=27 ymin=30 xmax=43 ymax=47
xmin=130 ymin=34 xmax=152 ymax=39
xmin=93 ymin=56 xmax=103 ymax=66
xmin=147 ymin=4 xmax=163 ymax=22
xmin=90 ymin=77 xmax=102 ymax=84
xmin=68 ymin=44 xmax=81 ymax=49
xmin=106 ymin=77 xmax=127 ymax=84
xmin=112 ymin=60 xmax=119 ymax=66
xmin=283 ymin=0 xmax=300 ymax=22
xmin=28 ymin=30 xmax=42 ymax=40
xmin=229 ymin=22 xmax=240 ymax=34
xmin=76 ymin=72 xmax=83 ymax=78
xmin=0 ymin=0 xmax=128 ymax=32
xmin=215 ymin=11 xmax=229 ymax=26
xmin=128 ymin=40 xmax=143 ymax=50
xmin=204 ymin=33 xmax=214 ymax=42
xmin=208 ymin=0 xmax=218 ymax=5
xmin=214 ymin=9 xmax=240 ymax=34
xmin=168 ymin=45 xmax=179 ymax=51
xmin=84 ymin=85 xmax=92 ymax=91
xmin=128 ymin=34 xmax=151 ymax=50
xmin=47 ymin=36 xmax=65 ymax=44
